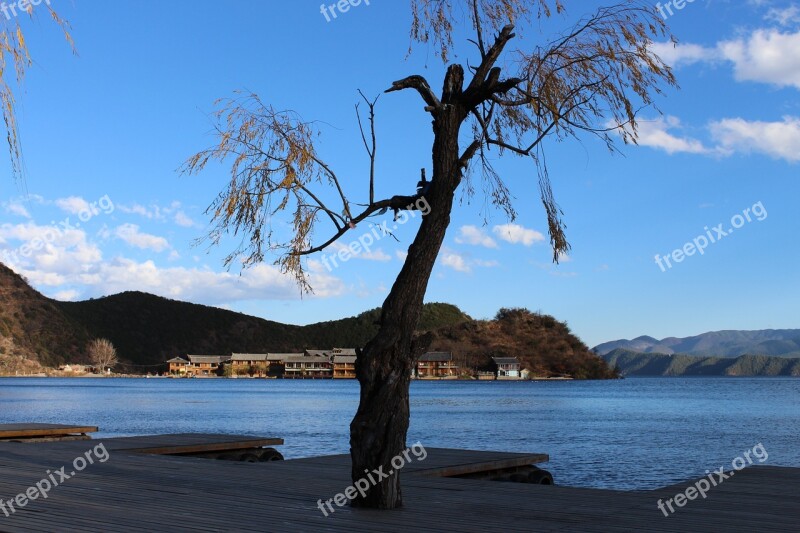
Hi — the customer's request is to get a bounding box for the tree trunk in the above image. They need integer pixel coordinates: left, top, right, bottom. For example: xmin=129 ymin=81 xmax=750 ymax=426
xmin=350 ymin=66 xmax=466 ymax=509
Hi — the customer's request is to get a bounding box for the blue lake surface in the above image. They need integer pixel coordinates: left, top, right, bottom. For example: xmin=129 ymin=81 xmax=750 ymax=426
xmin=0 ymin=377 xmax=797 ymax=490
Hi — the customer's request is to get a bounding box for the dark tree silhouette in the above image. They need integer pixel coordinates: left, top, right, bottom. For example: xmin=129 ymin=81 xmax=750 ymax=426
xmin=184 ymin=0 xmax=676 ymax=509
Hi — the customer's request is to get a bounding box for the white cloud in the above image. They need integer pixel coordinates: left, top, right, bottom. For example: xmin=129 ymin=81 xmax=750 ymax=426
xmin=613 ymin=115 xmax=800 ymax=163
xmin=329 ymin=242 xmax=391 ymax=262
xmin=174 ymin=211 xmax=196 ymax=228
xmin=55 ymin=197 xmax=92 ymax=216
xmin=438 ymin=248 xmax=499 ymax=273
xmin=0 ymin=222 xmax=104 ymax=284
xmin=118 ymin=203 xmax=163 ymax=220
xmin=653 ymin=28 xmax=800 ymax=90
xmin=616 ymin=116 xmax=710 ymax=155
xmin=79 ymin=259 xmax=343 ymax=302
xmin=6 ymin=254 xmax=344 ymax=304
xmin=765 ymin=5 xmax=800 ymax=26
xmin=650 ymin=41 xmax=717 ymax=68
xmin=492 ymin=223 xmax=545 ymax=246
xmin=2 ymin=217 xmax=345 ymax=304
xmin=53 ymin=290 xmax=80 ymax=301
xmin=440 ymin=250 xmax=470 ymax=272
xmin=710 ymin=116 xmax=800 ymax=162
xmin=114 ymin=224 xmax=171 ymax=252
xmin=118 ymin=201 xmax=183 ymax=222
xmin=455 ymin=225 xmax=498 ymax=248
xmin=361 ymin=249 xmax=392 ymax=261
xmin=396 ymin=250 xmax=408 ymax=261
xmin=719 ymin=29 xmax=800 ymax=89
xmin=556 ymin=252 xmax=571 ymax=263
xmin=3 ymin=201 xmax=30 ymax=218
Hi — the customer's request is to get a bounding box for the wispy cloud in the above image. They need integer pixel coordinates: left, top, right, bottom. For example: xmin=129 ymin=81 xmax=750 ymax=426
xmin=613 ymin=114 xmax=800 ymax=163
xmin=55 ymin=196 xmax=92 ymax=216
xmin=653 ymin=27 xmax=800 ymax=90
xmin=174 ymin=211 xmax=196 ymax=228
xmin=439 ymin=248 xmax=501 ymax=273
xmin=330 ymin=242 xmax=391 ymax=262
xmin=765 ymin=4 xmax=800 ymax=27
xmin=455 ymin=225 xmax=498 ymax=248
xmin=492 ymin=223 xmax=545 ymax=246
xmin=710 ymin=116 xmax=800 ymax=162
xmin=3 ymin=200 xmax=30 ymax=218
xmin=440 ymin=249 xmax=471 ymax=272
xmin=114 ymin=224 xmax=171 ymax=252
xmin=626 ymin=116 xmax=711 ymax=155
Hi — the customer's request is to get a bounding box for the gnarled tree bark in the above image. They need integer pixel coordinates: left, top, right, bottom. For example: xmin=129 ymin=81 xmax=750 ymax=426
xmin=350 ymin=65 xmax=468 ymax=509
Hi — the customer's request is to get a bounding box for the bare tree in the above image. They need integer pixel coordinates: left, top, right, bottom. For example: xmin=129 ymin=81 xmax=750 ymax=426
xmin=184 ymin=0 xmax=676 ymax=509
xmin=87 ymin=338 xmax=118 ymax=373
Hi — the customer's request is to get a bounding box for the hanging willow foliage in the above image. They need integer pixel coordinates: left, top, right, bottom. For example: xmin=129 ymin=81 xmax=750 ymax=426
xmin=1 ymin=4 xmax=73 ymax=181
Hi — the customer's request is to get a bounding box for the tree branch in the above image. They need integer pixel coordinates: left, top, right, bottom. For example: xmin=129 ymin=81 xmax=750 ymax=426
xmin=356 ymin=90 xmax=379 ymax=204
xmin=294 ymin=193 xmax=427 ymax=256
xmin=463 ymin=24 xmax=516 ymax=104
xmin=385 ymin=75 xmax=442 ymax=112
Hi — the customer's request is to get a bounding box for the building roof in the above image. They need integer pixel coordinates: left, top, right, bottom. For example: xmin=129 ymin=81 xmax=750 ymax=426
xmin=231 ymin=353 xmax=268 ymax=362
xmin=492 ymin=357 xmax=520 ymax=365
xmin=330 ymin=348 xmax=357 ymax=356
xmin=166 ymin=357 xmax=189 ymax=363
xmin=419 ymin=352 xmax=453 ymax=362
xmin=333 ymin=355 xmax=357 ymax=364
xmin=187 ymin=355 xmax=231 ymax=364
xmin=267 ymin=353 xmax=303 ymax=361
xmin=304 ymin=349 xmax=328 ymax=357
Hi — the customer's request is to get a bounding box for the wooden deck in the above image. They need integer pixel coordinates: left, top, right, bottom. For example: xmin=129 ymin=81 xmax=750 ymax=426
xmin=0 ymin=424 xmax=98 ymax=441
xmin=0 ymin=434 xmax=797 ymax=531
xmin=94 ymin=433 xmax=284 ymax=455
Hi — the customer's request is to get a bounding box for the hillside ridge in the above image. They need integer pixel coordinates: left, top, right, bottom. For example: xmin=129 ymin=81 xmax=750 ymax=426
xmin=1 ymin=263 xmax=615 ymax=378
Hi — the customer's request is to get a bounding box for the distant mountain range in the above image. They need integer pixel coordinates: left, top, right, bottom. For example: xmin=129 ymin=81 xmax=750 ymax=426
xmin=593 ymin=329 xmax=800 ymax=358
xmin=602 ymin=349 xmax=800 ymax=377
xmin=0 ymin=262 xmax=616 ymax=379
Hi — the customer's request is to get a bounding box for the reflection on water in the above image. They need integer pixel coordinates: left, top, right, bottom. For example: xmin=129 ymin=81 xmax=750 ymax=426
xmin=0 ymin=377 xmax=797 ymax=490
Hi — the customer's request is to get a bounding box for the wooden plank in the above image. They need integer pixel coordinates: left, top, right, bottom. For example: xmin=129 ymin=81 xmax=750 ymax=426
xmin=412 ymin=453 xmax=549 ymax=477
xmin=99 ymin=433 xmax=284 ymax=455
xmin=0 ymin=423 xmax=98 ymax=438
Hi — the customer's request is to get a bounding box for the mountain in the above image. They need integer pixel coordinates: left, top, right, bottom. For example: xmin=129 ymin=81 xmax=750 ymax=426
xmin=423 ymin=308 xmax=618 ymax=379
xmin=0 ymin=262 xmax=615 ymax=378
xmin=602 ymin=348 xmax=800 ymax=377
xmin=0 ymin=263 xmax=92 ymax=368
xmin=593 ymin=329 xmax=800 ymax=358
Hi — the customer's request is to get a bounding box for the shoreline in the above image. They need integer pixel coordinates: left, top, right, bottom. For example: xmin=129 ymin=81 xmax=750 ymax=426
xmin=0 ymin=374 xmax=575 ymax=381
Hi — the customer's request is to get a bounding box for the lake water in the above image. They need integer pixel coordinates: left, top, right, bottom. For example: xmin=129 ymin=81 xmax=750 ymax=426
xmin=0 ymin=377 xmax=797 ymax=490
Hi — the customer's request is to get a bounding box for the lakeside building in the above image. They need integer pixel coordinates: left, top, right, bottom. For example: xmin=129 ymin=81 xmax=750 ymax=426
xmin=264 ymin=353 xmax=298 ymax=376
xmin=284 ymin=353 xmax=333 ymax=378
xmin=416 ymin=352 xmax=459 ymax=378
xmin=332 ymin=356 xmax=357 ymax=378
xmin=330 ymin=348 xmax=357 ymax=379
xmin=166 ymin=349 xmax=534 ymax=381
xmin=230 ymin=353 xmax=271 ymax=376
xmin=186 ymin=355 xmax=231 ymax=376
xmin=167 ymin=357 xmax=190 ymax=375
xmin=492 ymin=357 xmax=522 ymax=379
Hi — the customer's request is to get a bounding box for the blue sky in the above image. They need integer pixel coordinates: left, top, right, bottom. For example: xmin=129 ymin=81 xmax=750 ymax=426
xmin=0 ymin=0 xmax=798 ymax=348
